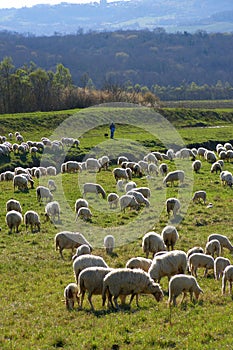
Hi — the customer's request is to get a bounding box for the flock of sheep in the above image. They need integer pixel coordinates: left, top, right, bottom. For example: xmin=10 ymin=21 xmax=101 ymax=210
xmin=1 ymin=131 xmax=233 ymax=313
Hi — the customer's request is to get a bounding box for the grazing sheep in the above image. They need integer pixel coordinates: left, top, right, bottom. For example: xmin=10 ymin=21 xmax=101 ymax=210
xmin=142 ymin=232 xmax=167 ymax=259
xmin=205 ymin=239 xmax=221 ymax=258
xmin=116 ymin=180 xmax=125 ymax=192
xmin=3 ymin=171 xmax=14 ymax=181
xmin=76 ymin=207 xmax=92 ymax=221
xmin=132 ymin=187 xmax=151 ymax=199
xmin=159 ymin=163 xmax=168 ymax=176
xmin=211 ymin=162 xmax=222 ymax=174
xmin=220 ymin=171 xmax=233 ymax=187
xmin=24 ymin=210 xmax=41 ymax=232
xmin=204 ymin=150 xmax=217 ymax=163
xmin=192 ymin=160 xmax=202 ymax=173
xmin=214 ymin=257 xmax=231 ymax=280
xmin=125 ymin=181 xmax=137 ymax=193
xmin=117 ymin=156 xmax=128 ymax=165
xmin=5 ymin=210 xmax=23 ymax=233
xmin=64 ymin=283 xmax=79 ymax=310
xmin=6 ymin=199 xmax=22 ymax=213
xmin=102 ymin=268 xmax=163 ymax=309
xmin=104 ymin=235 xmax=115 ymax=254
xmin=73 ymin=254 xmax=108 ymax=282
xmin=48 ymin=179 xmax=57 ymax=191
xmin=45 ymin=201 xmax=60 ymax=222
xmin=197 ymin=147 xmax=207 ymax=157
xmin=138 ymin=160 xmax=149 ymax=174
xmin=86 ymin=158 xmax=101 ymax=172
xmin=72 ymin=244 xmax=92 ymax=261
xmin=208 ymin=234 xmax=233 ymax=254
xmin=64 ymin=161 xmax=82 ymax=173
xmin=126 ymin=257 xmax=152 ymax=272
xmin=149 ymin=250 xmax=187 ymax=283
xmin=186 ymin=246 xmax=204 ymax=259
xmin=144 ymin=152 xmax=158 ymax=164
xmin=163 ymin=170 xmax=185 ymax=187
xmin=98 ymin=155 xmax=110 ymax=170
xmin=55 ymin=231 xmax=92 ymax=259
xmin=148 ymin=163 xmax=159 ymax=176
xmin=75 ymin=198 xmax=89 ymax=213
xmin=36 ymin=186 xmax=53 ymax=202
xmin=161 ymin=225 xmax=179 ymax=251
xmin=133 ymin=163 xmax=143 ymax=177
xmin=107 ymin=193 xmax=119 ymax=209
xmin=46 ymin=166 xmax=57 ymax=176
xmin=127 ymin=190 xmax=150 ymax=207
xmin=83 ymin=183 xmax=106 ymax=199
xmin=166 ymin=198 xmax=181 ymax=217
xmin=168 ymin=274 xmax=203 ymax=306
xmin=192 ymin=190 xmax=207 ymax=204
xmin=119 ymin=194 xmax=139 ymax=212
xmin=188 ymin=253 xmax=214 ymax=277
xmin=13 ymin=174 xmax=28 ymax=191
xmin=113 ymin=167 xmax=132 ymax=182
xmin=222 ymin=265 xmax=233 ymax=294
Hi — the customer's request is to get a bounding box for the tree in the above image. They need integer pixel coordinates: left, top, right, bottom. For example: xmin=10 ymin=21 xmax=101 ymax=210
xmin=0 ymin=57 xmax=15 ymax=113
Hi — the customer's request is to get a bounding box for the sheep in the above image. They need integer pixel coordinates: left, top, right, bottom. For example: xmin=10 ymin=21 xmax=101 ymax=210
xmin=64 ymin=161 xmax=82 ymax=173
xmin=211 ymin=162 xmax=222 ymax=174
xmin=104 ymin=235 xmax=115 ymax=254
xmin=188 ymin=253 xmax=214 ymax=277
xmin=132 ymin=187 xmax=151 ymax=199
xmin=78 ymin=267 xmax=113 ymax=310
xmin=208 ymin=233 xmax=233 ymax=254
xmin=48 ymin=179 xmax=57 ymax=191
xmin=186 ymin=246 xmax=204 ymax=259
xmin=6 ymin=199 xmax=22 ymax=213
xmin=107 ymin=193 xmax=119 ymax=209
xmin=166 ymin=198 xmax=181 ymax=217
xmin=5 ymin=210 xmax=23 ymax=233
xmin=46 ymin=166 xmax=57 ymax=176
xmin=55 ymin=231 xmax=92 ymax=259
xmin=45 ymin=201 xmax=60 ymax=222
xmin=144 ymin=152 xmax=158 ymax=164
xmin=76 ymin=207 xmax=92 ymax=221
xmin=3 ymin=171 xmax=14 ymax=181
xmin=192 ymin=190 xmax=207 ymax=204
xmin=64 ymin=283 xmax=79 ymax=310
xmin=116 ymin=179 xmax=125 ymax=192
xmin=13 ymin=174 xmax=28 ymax=191
xmin=126 ymin=257 xmax=152 ymax=272
xmin=24 ymin=210 xmax=41 ymax=232
xmin=133 ymin=163 xmax=143 ymax=177
xmin=125 ymin=181 xmax=137 ymax=193
xmin=75 ymin=198 xmax=89 ymax=213
xmin=192 ymin=160 xmax=202 ymax=173
xmin=102 ymin=268 xmax=163 ymax=309
xmin=205 ymin=239 xmax=221 ymax=258
xmin=127 ymin=190 xmax=150 ymax=207
xmin=142 ymin=231 xmax=167 ymax=258
xmin=161 ymin=225 xmax=179 ymax=251
xmin=220 ymin=171 xmax=233 ymax=187
xmin=197 ymin=147 xmax=207 ymax=157
xmin=113 ymin=167 xmax=132 ymax=182
xmin=73 ymin=254 xmax=108 ymax=282
xmin=163 ymin=170 xmax=185 ymax=187
xmin=168 ymin=274 xmax=203 ymax=306
xmin=214 ymin=257 xmax=231 ymax=280
xmin=148 ymin=163 xmax=159 ymax=176
xmin=159 ymin=163 xmax=168 ymax=176
xmin=138 ymin=160 xmax=149 ymax=174
xmin=148 ymin=250 xmax=187 ymax=283
xmin=204 ymin=150 xmax=217 ymax=163
xmin=86 ymin=158 xmax=101 ymax=172
xmin=222 ymin=265 xmax=233 ymax=294
xmin=72 ymin=244 xmax=92 ymax=261
xmin=117 ymin=156 xmax=128 ymax=165
xmin=36 ymin=186 xmax=53 ymax=202
xmin=98 ymin=155 xmax=110 ymax=170
xmin=83 ymin=183 xmax=106 ymax=199
xmin=119 ymin=194 xmax=139 ymax=212
xmin=224 ymin=142 xmax=233 ymax=150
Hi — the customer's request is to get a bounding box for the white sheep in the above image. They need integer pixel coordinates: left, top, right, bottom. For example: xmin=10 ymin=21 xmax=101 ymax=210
xmin=124 ymin=181 xmax=137 ymax=193
xmin=75 ymin=198 xmax=89 ymax=213
xmin=107 ymin=193 xmax=119 ymax=209
xmin=132 ymin=187 xmax=151 ymax=198
xmin=6 ymin=199 xmax=22 ymax=213
xmin=102 ymin=268 xmax=163 ymax=309
xmin=46 ymin=166 xmax=57 ymax=176
xmin=86 ymin=158 xmax=101 ymax=172
xmin=127 ymin=190 xmax=150 ymax=207
xmin=98 ymin=155 xmax=110 ymax=170
xmin=168 ymin=274 xmax=203 ymax=306
xmin=138 ymin=160 xmax=149 ymax=174
xmin=192 ymin=160 xmax=202 ymax=173
xmin=148 ymin=250 xmax=187 ymax=283
xmin=148 ymin=163 xmax=159 ymax=176
xmin=24 ymin=210 xmax=41 ymax=232
xmin=104 ymin=235 xmax=115 ymax=254
xmin=13 ymin=174 xmax=28 ymax=191
xmin=113 ymin=167 xmax=132 ymax=182
xmin=72 ymin=244 xmax=92 ymax=261
xmin=64 ymin=283 xmax=79 ymax=310
xmin=220 ymin=171 xmax=233 ymax=187
xmin=117 ymin=156 xmax=128 ymax=165
xmin=214 ymin=257 xmax=231 ymax=280
xmin=125 ymin=257 xmax=152 ymax=272
xmin=197 ymin=147 xmax=207 ymax=157
xmin=186 ymin=246 xmax=204 ymax=259
xmin=166 ymin=198 xmax=181 ymax=217
xmin=48 ymin=179 xmax=57 ymax=191
xmin=45 ymin=201 xmax=60 ymax=222
xmin=161 ymin=225 xmax=179 ymax=251
xmin=5 ymin=210 xmax=23 ymax=233
xmin=222 ymin=265 xmax=233 ymax=294
xmin=205 ymin=239 xmax=221 ymax=258
xmin=116 ymin=179 xmax=125 ymax=192
xmin=192 ymin=190 xmax=206 ymax=204
xmin=210 ymin=162 xmax=222 ymax=174
xmin=64 ymin=161 xmax=82 ymax=173
xmin=208 ymin=234 xmax=233 ymax=254
xmin=144 ymin=152 xmax=158 ymax=164
xmin=119 ymin=194 xmax=139 ymax=212
xmin=142 ymin=231 xmax=167 ymax=259
xmin=163 ymin=170 xmax=185 ymax=187
xmin=83 ymin=183 xmax=106 ymax=199
xmin=204 ymin=150 xmax=217 ymax=163
xmin=36 ymin=186 xmax=53 ymax=202
xmin=76 ymin=207 xmax=92 ymax=221
xmin=55 ymin=231 xmax=92 ymax=259
xmin=188 ymin=253 xmax=214 ymax=277
xmin=73 ymin=254 xmax=108 ymax=282
xmin=159 ymin=163 xmax=168 ymax=176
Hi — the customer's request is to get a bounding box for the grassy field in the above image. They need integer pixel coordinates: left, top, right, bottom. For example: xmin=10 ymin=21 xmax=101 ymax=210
xmin=1 ymin=105 xmax=233 ymax=349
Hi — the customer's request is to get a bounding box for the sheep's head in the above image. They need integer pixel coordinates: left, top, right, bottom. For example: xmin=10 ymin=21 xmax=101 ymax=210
xmin=150 ymin=283 xmax=163 ymax=302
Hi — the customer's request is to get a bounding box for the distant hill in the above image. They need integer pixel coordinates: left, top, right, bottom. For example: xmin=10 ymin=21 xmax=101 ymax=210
xmin=0 ymin=0 xmax=233 ymax=36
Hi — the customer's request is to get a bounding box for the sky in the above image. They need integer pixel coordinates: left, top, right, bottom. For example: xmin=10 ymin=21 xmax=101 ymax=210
xmin=0 ymin=0 xmax=123 ymax=9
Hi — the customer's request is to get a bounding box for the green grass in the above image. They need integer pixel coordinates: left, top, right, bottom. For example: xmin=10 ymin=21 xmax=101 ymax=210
xmin=1 ymin=106 xmax=233 ymax=349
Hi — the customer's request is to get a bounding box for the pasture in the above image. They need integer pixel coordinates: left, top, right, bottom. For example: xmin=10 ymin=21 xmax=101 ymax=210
xmin=1 ymin=105 xmax=233 ymax=349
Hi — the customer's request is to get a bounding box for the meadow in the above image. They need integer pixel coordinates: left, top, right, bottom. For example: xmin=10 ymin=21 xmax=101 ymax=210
xmin=1 ymin=105 xmax=233 ymax=349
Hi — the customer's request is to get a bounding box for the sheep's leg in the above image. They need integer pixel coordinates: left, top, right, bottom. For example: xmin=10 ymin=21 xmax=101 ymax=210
xmin=113 ymin=295 xmax=120 ymax=309
xmin=172 ymin=295 xmax=177 ymax=306
xmin=80 ymin=290 xmax=85 ymax=309
xmin=204 ymin=267 xmax=208 ymax=277
xmin=88 ymin=292 xmax=95 ymax=311
xmin=59 ymin=248 xmax=64 ymax=260
xmin=129 ymin=293 xmax=136 ymax=307
xmin=181 ymin=292 xmax=187 ymax=304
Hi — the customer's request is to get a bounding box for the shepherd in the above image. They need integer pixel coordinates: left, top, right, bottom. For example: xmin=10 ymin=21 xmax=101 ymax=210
xmin=110 ymin=122 xmax=115 ymax=139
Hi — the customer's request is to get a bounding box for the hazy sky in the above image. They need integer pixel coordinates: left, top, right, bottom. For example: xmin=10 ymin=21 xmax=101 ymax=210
xmin=0 ymin=1 xmax=123 ymax=9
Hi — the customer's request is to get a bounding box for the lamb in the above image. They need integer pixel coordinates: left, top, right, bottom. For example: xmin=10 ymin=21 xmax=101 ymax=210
xmin=192 ymin=190 xmax=207 ymax=204
xmin=186 ymin=246 xmax=204 ymax=259
xmin=102 ymin=268 xmax=163 ymax=309
xmin=192 ymin=160 xmax=202 ymax=173
xmin=55 ymin=231 xmax=92 ymax=259
xmin=5 ymin=210 xmax=23 ymax=233
xmin=113 ymin=167 xmax=132 ymax=182
xmin=127 ymin=190 xmax=150 ymax=207
xmin=163 ymin=170 xmax=185 ymax=187
xmin=148 ymin=250 xmax=187 ymax=283
xmin=125 ymin=181 xmax=137 ymax=193
xmin=104 ymin=235 xmax=115 ymax=254
xmin=168 ymin=274 xmax=203 ymax=306
xmin=72 ymin=244 xmax=92 ymax=261
xmin=36 ymin=186 xmax=53 ymax=202
xmin=64 ymin=283 xmax=79 ymax=310
xmin=75 ymin=198 xmax=89 ymax=213
xmin=222 ymin=265 xmax=233 ymax=294
xmin=142 ymin=231 xmax=167 ymax=258
xmin=159 ymin=163 xmax=168 ymax=176
xmin=76 ymin=207 xmax=92 ymax=221
xmin=205 ymin=239 xmax=221 ymax=258
xmin=208 ymin=233 xmax=233 ymax=254
xmin=45 ymin=201 xmax=60 ymax=222
xmin=161 ymin=225 xmax=179 ymax=251
xmin=116 ymin=180 xmax=125 ymax=192
xmin=211 ymin=162 xmax=222 ymax=174
xmin=188 ymin=253 xmax=214 ymax=277
xmin=107 ymin=193 xmax=119 ymax=209
xmin=6 ymin=199 xmax=22 ymax=213
xmin=73 ymin=254 xmax=108 ymax=282
xmin=119 ymin=194 xmax=139 ymax=212
xmin=48 ymin=179 xmax=57 ymax=191
xmin=13 ymin=174 xmax=28 ymax=191
xmin=83 ymin=183 xmax=106 ymax=199
xmin=166 ymin=198 xmax=181 ymax=217
xmin=125 ymin=257 xmax=152 ymax=272
xmin=24 ymin=210 xmax=41 ymax=232
xmin=78 ymin=267 xmax=113 ymax=310
xmin=214 ymin=257 xmax=231 ymax=280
